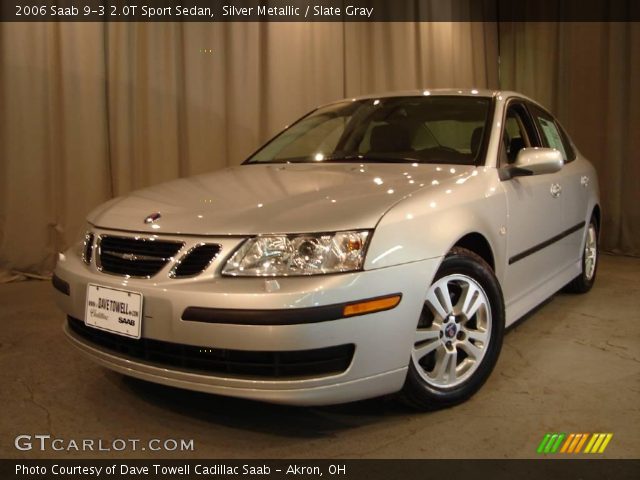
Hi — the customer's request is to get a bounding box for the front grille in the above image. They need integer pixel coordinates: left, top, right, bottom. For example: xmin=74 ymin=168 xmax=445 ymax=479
xmin=98 ymin=236 xmax=183 ymax=277
xmin=172 ymin=244 xmax=221 ymax=278
xmin=68 ymin=317 xmax=355 ymax=379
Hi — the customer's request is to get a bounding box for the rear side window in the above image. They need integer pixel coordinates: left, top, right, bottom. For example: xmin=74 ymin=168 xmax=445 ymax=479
xmin=528 ymin=104 xmax=576 ymax=162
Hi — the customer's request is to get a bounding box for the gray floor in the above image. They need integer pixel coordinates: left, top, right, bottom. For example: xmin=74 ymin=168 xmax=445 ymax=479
xmin=1 ymin=254 xmax=638 ymax=459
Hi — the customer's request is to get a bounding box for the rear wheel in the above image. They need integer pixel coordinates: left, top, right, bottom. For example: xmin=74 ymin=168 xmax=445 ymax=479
xmin=401 ymin=247 xmax=505 ymax=409
xmin=564 ymin=216 xmax=598 ymax=294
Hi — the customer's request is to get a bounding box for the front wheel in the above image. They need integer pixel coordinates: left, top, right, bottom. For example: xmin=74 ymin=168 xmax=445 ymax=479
xmin=401 ymin=247 xmax=505 ymax=409
xmin=564 ymin=216 xmax=598 ymax=294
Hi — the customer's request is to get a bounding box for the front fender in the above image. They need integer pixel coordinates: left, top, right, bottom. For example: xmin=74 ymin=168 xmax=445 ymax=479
xmin=364 ymin=168 xmax=507 ymax=282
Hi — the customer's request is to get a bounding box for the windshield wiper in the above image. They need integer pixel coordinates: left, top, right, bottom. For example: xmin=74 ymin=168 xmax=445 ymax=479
xmin=245 ymin=154 xmax=424 ymax=165
xmin=322 ymin=154 xmax=422 ymax=164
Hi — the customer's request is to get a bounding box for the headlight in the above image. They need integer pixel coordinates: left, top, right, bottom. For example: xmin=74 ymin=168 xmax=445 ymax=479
xmin=222 ymin=231 xmax=370 ymax=276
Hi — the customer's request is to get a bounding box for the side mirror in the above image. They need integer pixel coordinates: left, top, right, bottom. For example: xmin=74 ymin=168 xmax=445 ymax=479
xmin=500 ymin=148 xmax=563 ymax=180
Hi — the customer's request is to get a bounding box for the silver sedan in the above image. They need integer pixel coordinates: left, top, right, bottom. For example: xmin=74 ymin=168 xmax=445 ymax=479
xmin=53 ymin=90 xmax=600 ymax=408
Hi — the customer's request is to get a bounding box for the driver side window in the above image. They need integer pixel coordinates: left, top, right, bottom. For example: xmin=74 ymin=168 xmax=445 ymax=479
xmin=501 ymin=103 xmax=539 ymax=166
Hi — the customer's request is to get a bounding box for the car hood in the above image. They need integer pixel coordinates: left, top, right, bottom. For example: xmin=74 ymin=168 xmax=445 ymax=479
xmin=88 ymin=163 xmax=473 ymax=235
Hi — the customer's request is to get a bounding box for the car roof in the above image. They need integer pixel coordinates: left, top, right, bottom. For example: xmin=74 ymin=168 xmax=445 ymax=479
xmin=327 ymin=89 xmax=535 ymax=103
xmin=321 ymin=89 xmax=545 ymax=113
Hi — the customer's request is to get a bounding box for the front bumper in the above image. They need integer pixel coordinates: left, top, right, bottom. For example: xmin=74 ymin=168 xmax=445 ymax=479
xmin=54 ymin=229 xmax=442 ymax=405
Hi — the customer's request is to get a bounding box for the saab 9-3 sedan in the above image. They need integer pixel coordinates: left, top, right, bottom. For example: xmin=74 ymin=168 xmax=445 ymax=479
xmin=53 ymin=90 xmax=600 ymax=408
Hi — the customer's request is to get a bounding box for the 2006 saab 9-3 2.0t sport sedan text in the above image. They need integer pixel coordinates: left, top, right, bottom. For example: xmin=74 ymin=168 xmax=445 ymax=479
xmin=53 ymin=90 xmax=600 ymax=408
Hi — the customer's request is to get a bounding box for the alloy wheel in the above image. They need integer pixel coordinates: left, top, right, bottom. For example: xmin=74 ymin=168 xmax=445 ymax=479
xmin=412 ymin=274 xmax=492 ymax=388
xmin=584 ymin=223 xmax=597 ymax=281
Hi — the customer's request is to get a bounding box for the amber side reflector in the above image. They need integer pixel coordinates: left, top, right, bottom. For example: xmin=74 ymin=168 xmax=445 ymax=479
xmin=343 ymin=294 xmax=402 ymax=317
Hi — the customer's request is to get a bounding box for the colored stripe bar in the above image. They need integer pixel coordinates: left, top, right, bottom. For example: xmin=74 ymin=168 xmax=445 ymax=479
xmin=574 ymin=433 xmax=589 ymax=453
xmin=568 ymin=434 xmax=583 ymax=453
xmin=598 ymin=434 xmax=613 ymax=453
xmin=537 ymin=434 xmax=552 ymax=454
xmin=584 ymin=433 xmax=598 ymax=453
xmin=560 ymin=434 xmax=575 ymax=453
xmin=538 ymin=432 xmax=613 ymax=454
xmin=591 ymin=433 xmax=606 ymax=453
xmin=550 ymin=433 xmax=565 ymax=453
xmin=544 ymin=434 xmax=560 ymax=453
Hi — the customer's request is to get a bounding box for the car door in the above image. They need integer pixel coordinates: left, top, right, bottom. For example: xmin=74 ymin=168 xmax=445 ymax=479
xmin=500 ymin=100 xmax=566 ymax=305
xmin=527 ymin=103 xmax=588 ymax=265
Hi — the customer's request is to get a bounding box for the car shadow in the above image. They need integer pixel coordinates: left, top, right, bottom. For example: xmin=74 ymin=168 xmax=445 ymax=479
xmin=116 ymin=374 xmax=418 ymax=438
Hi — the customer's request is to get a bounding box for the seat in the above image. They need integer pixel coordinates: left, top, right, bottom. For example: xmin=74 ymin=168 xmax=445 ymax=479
xmin=508 ymin=137 xmax=525 ymax=163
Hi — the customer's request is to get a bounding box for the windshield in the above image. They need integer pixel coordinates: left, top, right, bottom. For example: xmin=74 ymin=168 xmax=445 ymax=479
xmin=246 ymin=96 xmax=491 ymax=165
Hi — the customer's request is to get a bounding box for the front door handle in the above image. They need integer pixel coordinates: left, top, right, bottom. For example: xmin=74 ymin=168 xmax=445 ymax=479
xmin=550 ymin=183 xmax=562 ymax=198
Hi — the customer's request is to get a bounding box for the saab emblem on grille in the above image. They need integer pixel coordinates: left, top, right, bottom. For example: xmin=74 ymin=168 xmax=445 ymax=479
xmin=144 ymin=212 xmax=161 ymax=224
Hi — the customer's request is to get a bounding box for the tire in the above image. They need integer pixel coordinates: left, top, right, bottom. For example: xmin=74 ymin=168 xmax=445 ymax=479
xmin=401 ymin=247 xmax=505 ymax=410
xmin=564 ymin=216 xmax=598 ymax=294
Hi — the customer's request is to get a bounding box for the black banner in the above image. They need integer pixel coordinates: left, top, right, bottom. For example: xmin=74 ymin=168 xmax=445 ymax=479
xmin=2 ymin=459 xmax=640 ymax=480
xmin=1 ymin=0 xmax=639 ymax=22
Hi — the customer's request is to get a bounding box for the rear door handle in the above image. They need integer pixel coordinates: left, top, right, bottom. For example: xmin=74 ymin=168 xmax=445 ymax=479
xmin=550 ymin=183 xmax=562 ymax=198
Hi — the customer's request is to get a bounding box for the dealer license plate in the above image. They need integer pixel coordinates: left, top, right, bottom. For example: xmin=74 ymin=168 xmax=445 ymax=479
xmin=85 ymin=284 xmax=143 ymax=339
